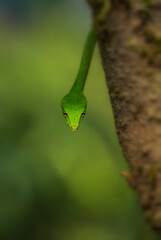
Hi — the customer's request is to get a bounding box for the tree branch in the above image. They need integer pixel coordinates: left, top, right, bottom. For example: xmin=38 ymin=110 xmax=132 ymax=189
xmin=87 ymin=0 xmax=161 ymax=232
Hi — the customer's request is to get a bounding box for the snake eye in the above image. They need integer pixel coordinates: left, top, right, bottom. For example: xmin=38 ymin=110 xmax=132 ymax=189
xmin=81 ymin=111 xmax=86 ymax=118
xmin=62 ymin=111 xmax=68 ymax=117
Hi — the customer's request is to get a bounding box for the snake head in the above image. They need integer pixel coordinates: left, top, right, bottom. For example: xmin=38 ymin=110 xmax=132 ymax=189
xmin=61 ymin=92 xmax=87 ymax=131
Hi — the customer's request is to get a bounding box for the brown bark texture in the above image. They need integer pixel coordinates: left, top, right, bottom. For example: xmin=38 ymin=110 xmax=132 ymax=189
xmin=87 ymin=0 xmax=161 ymax=232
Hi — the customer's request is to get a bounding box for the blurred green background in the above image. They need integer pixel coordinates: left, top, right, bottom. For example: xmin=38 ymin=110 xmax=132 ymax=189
xmin=0 ymin=0 xmax=158 ymax=239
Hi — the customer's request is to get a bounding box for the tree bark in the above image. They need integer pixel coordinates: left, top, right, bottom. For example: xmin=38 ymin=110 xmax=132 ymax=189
xmin=87 ymin=0 xmax=161 ymax=232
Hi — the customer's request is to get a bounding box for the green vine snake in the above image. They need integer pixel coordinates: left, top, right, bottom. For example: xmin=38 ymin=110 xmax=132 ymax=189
xmin=61 ymin=28 xmax=96 ymax=131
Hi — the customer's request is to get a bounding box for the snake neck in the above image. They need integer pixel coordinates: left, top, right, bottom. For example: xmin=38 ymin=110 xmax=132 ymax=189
xmin=71 ymin=28 xmax=96 ymax=93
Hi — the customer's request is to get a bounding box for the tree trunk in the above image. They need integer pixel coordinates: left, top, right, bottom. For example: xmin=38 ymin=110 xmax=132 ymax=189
xmin=87 ymin=0 xmax=161 ymax=233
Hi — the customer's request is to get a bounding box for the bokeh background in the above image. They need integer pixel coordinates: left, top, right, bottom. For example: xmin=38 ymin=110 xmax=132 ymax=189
xmin=0 ymin=0 xmax=158 ymax=239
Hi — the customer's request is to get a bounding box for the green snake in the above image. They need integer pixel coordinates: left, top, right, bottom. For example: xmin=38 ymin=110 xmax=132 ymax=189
xmin=61 ymin=28 xmax=96 ymax=131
